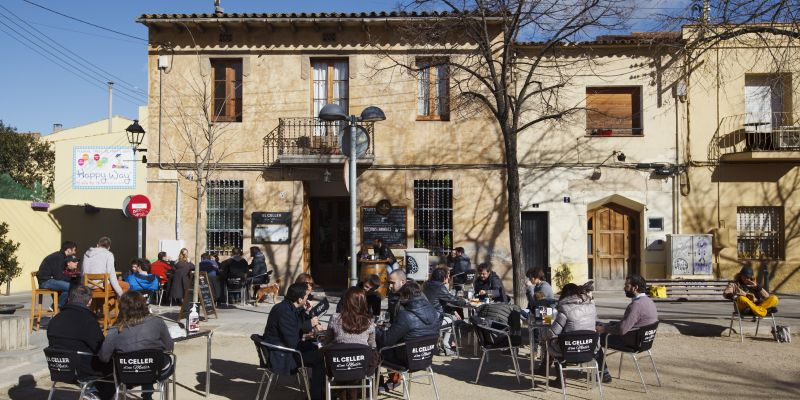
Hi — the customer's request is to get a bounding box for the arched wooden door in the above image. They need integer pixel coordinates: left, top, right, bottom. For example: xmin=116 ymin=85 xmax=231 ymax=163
xmin=587 ymin=203 xmax=639 ymax=290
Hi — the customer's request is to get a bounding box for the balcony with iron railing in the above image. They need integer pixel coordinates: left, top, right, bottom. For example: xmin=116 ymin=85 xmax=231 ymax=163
xmin=263 ymin=117 xmax=375 ymax=165
xmin=714 ymin=112 xmax=800 ymax=162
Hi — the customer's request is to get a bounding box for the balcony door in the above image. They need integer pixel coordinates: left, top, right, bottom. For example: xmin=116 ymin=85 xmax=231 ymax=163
xmin=312 ymin=60 xmax=349 ymax=138
xmin=744 ymin=75 xmax=785 ymax=133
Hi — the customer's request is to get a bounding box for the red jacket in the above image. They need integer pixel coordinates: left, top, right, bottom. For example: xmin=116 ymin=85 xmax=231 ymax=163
xmin=150 ymin=260 xmax=172 ymax=285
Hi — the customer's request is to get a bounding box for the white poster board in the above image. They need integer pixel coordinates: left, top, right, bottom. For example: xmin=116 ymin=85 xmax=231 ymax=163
xmin=159 ymin=240 xmax=185 ymax=261
xmin=72 ymin=146 xmax=136 ymax=189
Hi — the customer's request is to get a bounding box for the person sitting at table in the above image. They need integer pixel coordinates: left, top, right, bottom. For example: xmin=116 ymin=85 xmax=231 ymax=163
xmin=526 ymin=267 xmax=555 ymax=311
xmin=263 ymin=282 xmax=324 ymax=400
xmin=423 ymin=266 xmax=466 ymax=356
xmin=48 ymin=286 xmax=113 ymax=400
xmin=99 ymin=291 xmax=174 ymax=400
xmin=336 ymin=274 xmax=382 ymax=317
xmin=82 ymin=237 xmax=130 ymax=297
xmin=723 ymin=264 xmax=779 ymax=317
xmin=595 ymin=274 xmax=658 ymax=383
xmin=372 ymin=238 xmax=399 ymax=272
xmin=36 ymin=241 xmax=78 ymax=308
xmin=449 ymin=247 xmax=472 ymax=279
xmin=474 ymin=262 xmax=508 ymax=303
xmin=537 ymin=283 xmax=597 ymax=382
xmin=387 ymin=269 xmax=407 ymax=324
xmin=149 ymin=252 xmax=173 ymax=287
xmin=377 ymin=281 xmax=439 ymax=392
xmin=125 ymin=258 xmax=159 ymax=296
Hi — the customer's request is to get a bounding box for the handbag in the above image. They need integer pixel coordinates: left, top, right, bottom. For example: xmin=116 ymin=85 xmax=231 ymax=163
xmin=771 ymin=325 xmax=791 ymax=343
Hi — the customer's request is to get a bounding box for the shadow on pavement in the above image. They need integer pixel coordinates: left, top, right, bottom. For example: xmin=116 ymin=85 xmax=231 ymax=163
xmin=660 ymin=319 xmax=728 ymax=336
xmin=6 ymin=375 xmax=50 ymax=400
xmin=192 ymin=357 xmax=307 ymax=399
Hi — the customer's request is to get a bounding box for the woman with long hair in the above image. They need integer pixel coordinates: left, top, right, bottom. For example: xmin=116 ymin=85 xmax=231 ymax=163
xmin=326 ymin=287 xmax=376 ymax=347
xmin=99 ymin=291 xmax=174 ymax=399
xmin=169 ymin=248 xmax=195 ymax=303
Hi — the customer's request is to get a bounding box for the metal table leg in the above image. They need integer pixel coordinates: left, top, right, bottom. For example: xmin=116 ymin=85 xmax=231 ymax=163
xmin=205 ymin=331 xmax=213 ymax=396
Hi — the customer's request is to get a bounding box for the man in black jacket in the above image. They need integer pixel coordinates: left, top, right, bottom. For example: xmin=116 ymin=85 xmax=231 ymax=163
xmin=262 ymin=283 xmax=323 ymax=400
xmin=474 ymin=262 xmax=508 ymax=303
xmin=378 ymin=282 xmax=440 ymax=365
xmin=36 ymin=241 xmax=77 ymax=308
xmin=386 ymin=269 xmax=407 ymax=324
xmin=423 ymin=267 xmax=467 ymax=355
xmin=47 ymin=285 xmax=113 ymax=399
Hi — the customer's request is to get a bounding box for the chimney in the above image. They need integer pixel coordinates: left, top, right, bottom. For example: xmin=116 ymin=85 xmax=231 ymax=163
xmin=52 ymin=123 xmax=63 ymax=133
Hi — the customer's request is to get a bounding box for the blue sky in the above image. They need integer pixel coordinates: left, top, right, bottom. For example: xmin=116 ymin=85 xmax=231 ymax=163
xmin=0 ymin=0 xmax=688 ymax=136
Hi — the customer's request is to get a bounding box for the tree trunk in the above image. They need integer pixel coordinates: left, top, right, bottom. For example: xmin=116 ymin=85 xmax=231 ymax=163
xmin=502 ymin=127 xmax=526 ymax=306
xmin=193 ymin=176 xmax=202 ymax=304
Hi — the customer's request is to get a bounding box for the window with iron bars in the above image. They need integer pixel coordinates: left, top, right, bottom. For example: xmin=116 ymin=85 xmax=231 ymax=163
xmin=207 ymin=180 xmax=244 ymax=255
xmin=736 ymin=206 xmax=784 ymax=260
xmin=413 ymin=180 xmax=453 ymax=256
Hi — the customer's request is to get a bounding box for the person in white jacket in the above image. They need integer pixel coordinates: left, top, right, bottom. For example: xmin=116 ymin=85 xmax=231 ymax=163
xmin=82 ymin=237 xmax=128 ymax=296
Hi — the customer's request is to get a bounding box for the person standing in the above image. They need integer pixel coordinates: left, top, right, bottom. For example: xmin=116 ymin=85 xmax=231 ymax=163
xmin=82 ymin=237 xmax=128 ymax=297
xmin=168 ymin=248 xmax=193 ymax=304
xmin=36 ymin=241 xmax=77 ymax=308
xmin=372 ymin=238 xmax=399 ymax=272
xmin=723 ymin=264 xmax=779 ymax=317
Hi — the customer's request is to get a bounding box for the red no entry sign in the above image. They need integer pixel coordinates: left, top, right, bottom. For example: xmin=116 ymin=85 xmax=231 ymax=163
xmin=123 ymin=194 xmax=151 ymax=218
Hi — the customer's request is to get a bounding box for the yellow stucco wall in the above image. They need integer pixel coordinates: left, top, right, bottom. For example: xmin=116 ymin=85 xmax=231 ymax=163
xmin=681 ymin=32 xmax=800 ymax=292
xmin=0 ymin=199 xmax=139 ymax=294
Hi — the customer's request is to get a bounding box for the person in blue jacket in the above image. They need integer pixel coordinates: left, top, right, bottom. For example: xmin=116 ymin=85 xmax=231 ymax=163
xmin=125 ymin=258 xmax=160 ymax=293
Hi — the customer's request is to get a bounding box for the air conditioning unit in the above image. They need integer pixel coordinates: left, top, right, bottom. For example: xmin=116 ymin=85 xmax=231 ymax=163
xmin=778 ymin=126 xmax=800 ymax=149
xmin=404 ymin=248 xmax=430 ymax=282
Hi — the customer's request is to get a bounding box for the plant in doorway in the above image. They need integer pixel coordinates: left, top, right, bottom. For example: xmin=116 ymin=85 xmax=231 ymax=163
xmin=553 ymin=263 xmax=573 ymax=292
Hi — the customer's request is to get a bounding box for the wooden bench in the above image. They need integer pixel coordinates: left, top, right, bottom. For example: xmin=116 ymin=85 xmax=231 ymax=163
xmin=647 ymin=279 xmax=729 ymax=302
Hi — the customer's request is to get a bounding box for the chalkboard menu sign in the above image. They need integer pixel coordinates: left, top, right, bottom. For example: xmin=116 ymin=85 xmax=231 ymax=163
xmin=179 ymin=272 xmax=217 ymax=320
xmin=361 ymin=206 xmax=407 ymax=248
xmin=252 ymin=212 xmax=291 ymax=244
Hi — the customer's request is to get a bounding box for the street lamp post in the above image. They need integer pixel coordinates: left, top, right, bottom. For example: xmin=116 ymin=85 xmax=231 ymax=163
xmin=125 ymin=120 xmax=147 ymax=258
xmin=318 ymin=104 xmax=385 ymax=287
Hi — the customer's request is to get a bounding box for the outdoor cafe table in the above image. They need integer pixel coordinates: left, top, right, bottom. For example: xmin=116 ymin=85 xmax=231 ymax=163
xmin=527 ymin=318 xmax=548 ymax=389
xmin=173 ymin=327 xmax=214 ymax=397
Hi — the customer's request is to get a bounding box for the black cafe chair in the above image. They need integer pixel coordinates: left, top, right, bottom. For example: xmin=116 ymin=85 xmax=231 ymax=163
xmin=601 ymin=321 xmax=662 ymax=393
xmin=471 ymin=315 xmax=522 ymax=384
xmin=226 ymin=277 xmax=247 ymax=305
xmin=376 ymin=336 xmax=440 ymax=400
xmin=43 ymin=347 xmax=113 ymax=400
xmin=112 ymin=349 xmax=176 ymax=400
xmin=251 ymin=334 xmax=312 ymax=400
xmin=546 ymin=330 xmax=604 ymax=400
xmin=320 ymin=342 xmax=376 ymax=400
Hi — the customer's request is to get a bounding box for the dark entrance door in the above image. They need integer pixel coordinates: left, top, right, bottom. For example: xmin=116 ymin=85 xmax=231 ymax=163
xmin=310 ymin=197 xmax=350 ymax=289
xmin=522 ymin=211 xmax=549 ymax=281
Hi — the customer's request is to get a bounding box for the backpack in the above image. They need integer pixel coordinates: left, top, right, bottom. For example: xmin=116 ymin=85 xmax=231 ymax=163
xmin=772 ymin=325 xmax=791 ymax=343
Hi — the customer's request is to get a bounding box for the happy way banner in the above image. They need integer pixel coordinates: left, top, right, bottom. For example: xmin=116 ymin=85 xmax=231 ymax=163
xmin=72 ymin=146 xmax=136 ymax=189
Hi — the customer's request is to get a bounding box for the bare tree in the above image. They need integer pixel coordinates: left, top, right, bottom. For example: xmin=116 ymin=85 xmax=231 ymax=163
xmin=161 ymin=41 xmax=240 ymax=304
xmin=374 ymin=0 xmax=631 ymax=304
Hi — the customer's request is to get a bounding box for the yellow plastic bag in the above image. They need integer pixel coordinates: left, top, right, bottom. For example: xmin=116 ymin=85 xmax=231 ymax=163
xmin=649 ymin=285 xmax=667 ymax=298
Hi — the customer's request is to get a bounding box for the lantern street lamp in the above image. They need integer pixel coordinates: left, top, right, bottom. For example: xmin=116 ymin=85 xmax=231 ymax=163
xmin=125 ymin=119 xmax=148 ymax=163
xmin=318 ymin=103 xmax=386 ymax=287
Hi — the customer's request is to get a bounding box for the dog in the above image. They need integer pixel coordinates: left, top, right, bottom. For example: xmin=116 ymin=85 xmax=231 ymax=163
xmin=253 ymin=278 xmax=281 ymax=305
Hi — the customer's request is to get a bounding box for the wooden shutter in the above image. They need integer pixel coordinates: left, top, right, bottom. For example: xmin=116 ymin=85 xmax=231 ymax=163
xmin=586 ymin=87 xmax=641 ymax=134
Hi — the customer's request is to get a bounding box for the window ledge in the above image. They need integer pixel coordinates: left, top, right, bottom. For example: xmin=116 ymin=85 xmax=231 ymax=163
xmin=416 ymin=116 xmax=450 ymax=122
xmin=584 ymin=134 xmax=643 ymax=138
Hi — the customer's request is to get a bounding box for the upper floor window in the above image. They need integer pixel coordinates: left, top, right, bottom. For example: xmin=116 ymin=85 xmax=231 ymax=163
xmin=417 ymin=60 xmax=449 ymax=120
xmin=312 ymin=60 xmax=349 ymax=117
xmin=744 ymin=74 xmax=789 ymax=133
xmin=586 ymin=87 xmax=642 ymax=136
xmin=211 ymin=59 xmax=243 ymax=122
xmin=737 ymin=206 xmax=784 ymax=260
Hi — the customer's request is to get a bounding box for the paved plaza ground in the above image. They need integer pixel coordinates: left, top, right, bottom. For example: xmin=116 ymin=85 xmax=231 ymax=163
xmin=2 ymin=291 xmax=799 ymax=399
